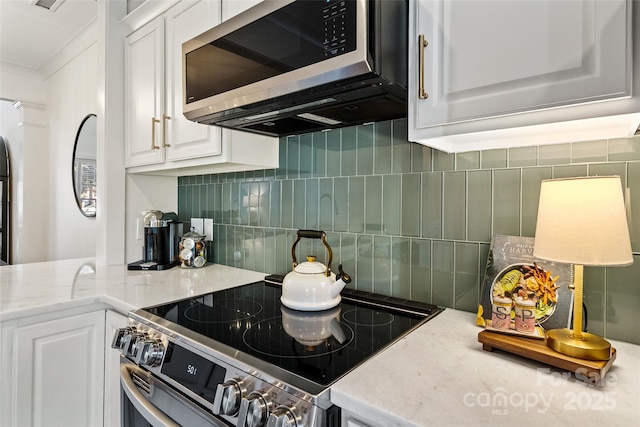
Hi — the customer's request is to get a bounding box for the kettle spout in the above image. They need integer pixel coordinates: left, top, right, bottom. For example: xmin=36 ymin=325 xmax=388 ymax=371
xmin=330 ymin=264 xmax=351 ymax=299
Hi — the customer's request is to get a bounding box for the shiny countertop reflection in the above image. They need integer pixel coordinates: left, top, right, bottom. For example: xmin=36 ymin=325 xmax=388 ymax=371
xmin=0 ymin=258 xmax=265 ymax=321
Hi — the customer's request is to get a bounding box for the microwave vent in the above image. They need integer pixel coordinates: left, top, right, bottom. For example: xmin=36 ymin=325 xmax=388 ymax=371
xmin=31 ymin=0 xmax=66 ymax=12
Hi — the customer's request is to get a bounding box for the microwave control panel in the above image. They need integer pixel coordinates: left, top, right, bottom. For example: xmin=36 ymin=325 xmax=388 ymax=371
xmin=323 ymin=0 xmax=355 ymax=57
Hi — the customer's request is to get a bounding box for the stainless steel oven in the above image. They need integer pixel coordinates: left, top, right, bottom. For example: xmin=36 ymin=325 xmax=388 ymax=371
xmin=113 ymin=277 xmax=442 ymax=427
xmin=120 ymin=358 xmax=228 ymax=427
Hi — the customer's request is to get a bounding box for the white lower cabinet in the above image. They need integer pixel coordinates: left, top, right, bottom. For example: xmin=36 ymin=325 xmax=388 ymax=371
xmin=0 ymin=309 xmax=128 ymax=427
xmin=104 ymin=310 xmax=128 ymax=427
xmin=11 ymin=311 xmax=106 ymax=427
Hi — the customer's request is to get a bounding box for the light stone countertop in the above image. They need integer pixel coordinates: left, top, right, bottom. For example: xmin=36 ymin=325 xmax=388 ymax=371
xmin=331 ymin=309 xmax=640 ymax=427
xmin=2 ymin=258 xmax=639 ymax=426
xmin=0 ymin=258 xmax=265 ymax=321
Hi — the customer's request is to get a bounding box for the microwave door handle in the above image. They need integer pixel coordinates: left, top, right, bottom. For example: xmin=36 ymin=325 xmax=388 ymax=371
xmin=120 ymin=364 xmax=179 ymax=427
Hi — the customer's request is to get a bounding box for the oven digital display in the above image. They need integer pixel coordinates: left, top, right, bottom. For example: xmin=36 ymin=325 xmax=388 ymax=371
xmin=161 ymin=343 xmax=226 ymax=402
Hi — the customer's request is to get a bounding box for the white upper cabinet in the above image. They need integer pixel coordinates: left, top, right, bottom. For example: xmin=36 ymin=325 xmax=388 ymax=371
xmin=409 ymin=0 xmax=640 ymax=153
xmin=164 ymin=0 xmax=222 ymax=162
xmin=125 ymin=17 xmax=165 ymax=167
xmin=124 ymin=0 xmax=277 ymax=175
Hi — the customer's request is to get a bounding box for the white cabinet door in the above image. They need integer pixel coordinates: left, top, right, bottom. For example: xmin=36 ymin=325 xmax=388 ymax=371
xmin=222 ymin=0 xmax=261 ymax=21
xmin=104 ymin=310 xmax=127 ymax=427
xmin=124 ymin=0 xmax=279 ymax=175
xmin=165 ymin=0 xmax=223 ymax=162
xmin=13 ymin=311 xmax=105 ymax=427
xmin=125 ymin=18 xmax=166 ymax=167
xmin=409 ymin=0 xmax=635 ymax=152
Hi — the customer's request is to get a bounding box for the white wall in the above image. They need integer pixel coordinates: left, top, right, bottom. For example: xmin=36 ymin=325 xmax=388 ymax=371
xmin=0 ymin=23 xmax=99 ymax=264
xmin=125 ymin=174 xmax=177 ymax=263
xmin=0 ymin=60 xmax=48 ymax=264
xmin=0 ymin=64 xmax=46 ymax=106
xmin=45 ymin=42 xmax=98 ymax=260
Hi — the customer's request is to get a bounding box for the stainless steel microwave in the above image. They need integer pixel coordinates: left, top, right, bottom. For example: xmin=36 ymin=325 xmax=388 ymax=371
xmin=182 ymin=0 xmax=407 ymax=137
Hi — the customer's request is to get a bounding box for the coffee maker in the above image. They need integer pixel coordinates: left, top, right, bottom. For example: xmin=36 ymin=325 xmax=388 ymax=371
xmin=128 ymin=211 xmax=183 ymax=270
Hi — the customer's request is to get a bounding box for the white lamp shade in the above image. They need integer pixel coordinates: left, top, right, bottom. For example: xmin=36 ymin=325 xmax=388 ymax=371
xmin=533 ymin=176 xmax=633 ymax=266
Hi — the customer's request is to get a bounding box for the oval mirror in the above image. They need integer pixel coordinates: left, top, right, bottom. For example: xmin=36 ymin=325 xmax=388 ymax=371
xmin=72 ymin=114 xmax=97 ymax=217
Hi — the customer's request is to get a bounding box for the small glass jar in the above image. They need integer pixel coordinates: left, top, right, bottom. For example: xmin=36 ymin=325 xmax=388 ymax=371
xmin=179 ymin=228 xmax=207 ymax=268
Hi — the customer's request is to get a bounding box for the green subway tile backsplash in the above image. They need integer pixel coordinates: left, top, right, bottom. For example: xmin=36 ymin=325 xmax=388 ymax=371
xmin=341 ymin=127 xmax=357 ymax=176
xmin=401 ymin=174 xmax=421 ymax=237
xmin=608 ymin=136 xmax=640 ymax=161
xmin=456 ymin=151 xmax=480 ymax=171
xmin=509 ymin=146 xmax=538 ymax=168
xmin=178 ymin=120 xmax=640 ymax=345
xmin=410 ymin=239 xmax=432 ymax=302
xmin=392 ymin=121 xmax=411 ymax=174
xmin=552 ymin=164 xmax=588 ymax=179
xmin=520 ymin=167 xmax=552 ymax=236
xmin=571 ymin=140 xmax=607 ymax=163
xmin=432 ymin=240 xmax=455 ymax=308
xmin=382 ymin=174 xmax=401 ymax=235
xmin=493 ymin=169 xmax=521 ymax=236
xmin=422 ymin=172 xmax=442 ymax=239
xmin=442 ymin=171 xmax=466 ymax=240
xmin=373 ymin=121 xmax=392 ymax=174
xmin=365 ymin=175 xmax=382 ymax=235
xmin=467 ymin=170 xmax=492 ymax=242
xmin=299 ymin=134 xmax=313 ymax=178
xmin=348 ymin=177 xmax=365 ymax=233
xmin=481 ymin=148 xmax=507 ymax=169
xmin=357 ymin=124 xmax=374 ymax=176
xmin=411 ymin=141 xmax=432 ymax=173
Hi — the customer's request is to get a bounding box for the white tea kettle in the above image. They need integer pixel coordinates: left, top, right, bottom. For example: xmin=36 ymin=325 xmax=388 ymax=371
xmin=281 ymin=230 xmax=351 ymax=311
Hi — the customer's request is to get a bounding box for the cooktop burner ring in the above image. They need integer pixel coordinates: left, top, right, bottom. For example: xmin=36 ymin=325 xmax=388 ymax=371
xmin=340 ymin=307 xmax=395 ymax=327
xmin=183 ymin=299 xmax=263 ymax=324
xmin=242 ymin=316 xmax=355 ymax=359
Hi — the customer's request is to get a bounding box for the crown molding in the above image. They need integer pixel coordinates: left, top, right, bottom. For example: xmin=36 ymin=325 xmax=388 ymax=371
xmin=119 ymin=0 xmax=177 ymax=33
xmin=0 ymin=61 xmax=43 ymax=80
xmin=39 ymin=18 xmax=98 ymax=80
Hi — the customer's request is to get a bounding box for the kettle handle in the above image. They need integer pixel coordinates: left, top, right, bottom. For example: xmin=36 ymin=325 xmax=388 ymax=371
xmin=291 ymin=230 xmax=333 ymax=276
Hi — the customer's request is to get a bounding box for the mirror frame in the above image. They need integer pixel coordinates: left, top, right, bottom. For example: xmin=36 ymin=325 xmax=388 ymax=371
xmin=72 ymin=114 xmax=97 ymax=217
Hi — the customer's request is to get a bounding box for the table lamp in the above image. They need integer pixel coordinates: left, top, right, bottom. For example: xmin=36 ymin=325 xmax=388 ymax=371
xmin=533 ymin=176 xmax=633 ymax=360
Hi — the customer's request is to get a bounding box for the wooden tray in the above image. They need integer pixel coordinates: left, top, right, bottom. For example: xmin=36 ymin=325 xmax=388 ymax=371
xmin=478 ymin=330 xmax=616 ymax=385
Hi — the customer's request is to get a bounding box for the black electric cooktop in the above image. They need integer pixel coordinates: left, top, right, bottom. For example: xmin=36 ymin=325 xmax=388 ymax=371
xmin=143 ymin=279 xmax=442 ymax=388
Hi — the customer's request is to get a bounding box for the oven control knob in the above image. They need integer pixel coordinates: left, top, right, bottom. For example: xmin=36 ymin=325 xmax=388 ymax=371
xmin=266 ymin=407 xmax=297 ymax=427
xmin=213 ymin=379 xmax=243 ymax=416
xmin=238 ymin=391 xmax=271 ymax=427
xmin=111 ymin=326 xmax=136 ymax=350
xmin=135 ymin=338 xmax=165 ymax=367
xmin=123 ymin=332 xmax=147 ymax=358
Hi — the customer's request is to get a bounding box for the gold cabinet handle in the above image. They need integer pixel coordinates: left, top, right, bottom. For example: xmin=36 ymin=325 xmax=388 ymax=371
xmin=418 ymin=34 xmax=429 ymax=99
xmin=162 ymin=114 xmax=171 ymax=147
xmin=151 ymin=117 xmax=160 ymax=150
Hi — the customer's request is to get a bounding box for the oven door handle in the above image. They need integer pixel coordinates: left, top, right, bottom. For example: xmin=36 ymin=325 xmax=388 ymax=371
xmin=120 ymin=364 xmax=180 ymax=427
